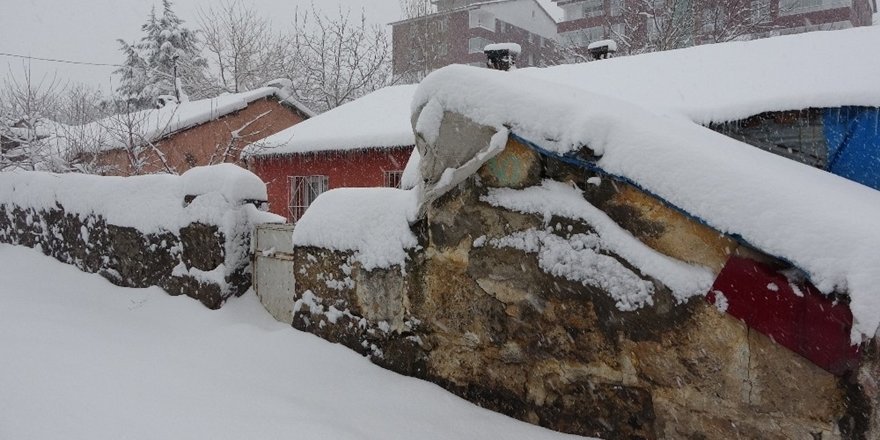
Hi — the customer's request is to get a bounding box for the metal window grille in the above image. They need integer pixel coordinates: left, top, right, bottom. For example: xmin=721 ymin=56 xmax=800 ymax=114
xmin=289 ymin=175 xmax=329 ymax=221
xmin=384 ymin=170 xmax=404 ymax=188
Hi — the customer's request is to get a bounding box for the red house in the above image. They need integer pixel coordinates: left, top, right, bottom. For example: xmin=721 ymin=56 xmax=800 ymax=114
xmin=244 ymin=85 xmax=417 ymax=221
xmin=86 ymin=83 xmax=314 ymax=176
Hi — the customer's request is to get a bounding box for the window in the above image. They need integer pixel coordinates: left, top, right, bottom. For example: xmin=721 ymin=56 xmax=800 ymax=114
xmin=581 ymin=0 xmax=605 ymax=18
xmin=469 ymin=10 xmax=496 ymax=31
xmin=560 ymin=26 xmax=605 ymax=47
xmin=779 ymin=0 xmax=849 ymax=14
xmin=610 ymin=0 xmax=623 ymax=16
xmin=468 ymin=37 xmax=495 ymax=53
xmin=289 ymin=175 xmax=328 ymax=221
xmin=561 ymin=4 xmax=583 ymax=21
xmin=384 ymin=170 xmax=404 ymax=188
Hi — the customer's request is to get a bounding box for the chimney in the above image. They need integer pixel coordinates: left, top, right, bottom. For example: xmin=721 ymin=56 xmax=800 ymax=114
xmin=483 ymin=42 xmax=521 ymax=71
xmin=587 ymin=39 xmax=618 ymax=60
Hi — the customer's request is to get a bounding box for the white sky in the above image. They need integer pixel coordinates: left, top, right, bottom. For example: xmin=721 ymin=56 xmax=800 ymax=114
xmin=0 ymin=0 xmax=562 ymax=93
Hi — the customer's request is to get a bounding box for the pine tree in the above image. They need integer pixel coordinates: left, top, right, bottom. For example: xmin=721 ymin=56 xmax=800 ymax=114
xmin=114 ymin=1 xmax=208 ymax=107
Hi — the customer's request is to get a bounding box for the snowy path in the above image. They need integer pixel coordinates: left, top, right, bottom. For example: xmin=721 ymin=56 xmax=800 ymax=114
xmin=0 ymin=244 xmax=588 ymax=440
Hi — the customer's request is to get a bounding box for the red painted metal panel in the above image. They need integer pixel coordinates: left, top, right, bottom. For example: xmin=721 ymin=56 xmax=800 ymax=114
xmin=708 ymin=256 xmax=860 ymax=376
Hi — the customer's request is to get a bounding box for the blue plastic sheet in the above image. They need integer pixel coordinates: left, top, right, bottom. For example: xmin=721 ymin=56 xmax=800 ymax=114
xmin=824 ymin=107 xmax=880 ymax=190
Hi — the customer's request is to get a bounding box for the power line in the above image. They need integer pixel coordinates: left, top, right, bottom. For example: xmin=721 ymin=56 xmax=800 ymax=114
xmin=0 ymin=52 xmax=123 ymax=68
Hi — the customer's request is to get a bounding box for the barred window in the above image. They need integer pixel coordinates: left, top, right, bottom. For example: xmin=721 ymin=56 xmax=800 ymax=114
xmin=289 ymin=175 xmax=329 ymax=221
xmin=384 ymin=170 xmax=404 ymax=188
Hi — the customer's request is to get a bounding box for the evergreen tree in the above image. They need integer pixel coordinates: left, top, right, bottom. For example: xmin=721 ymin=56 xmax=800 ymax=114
xmin=115 ymin=1 xmax=208 ymax=107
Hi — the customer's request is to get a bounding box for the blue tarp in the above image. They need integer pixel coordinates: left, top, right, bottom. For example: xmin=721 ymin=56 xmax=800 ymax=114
xmin=824 ymin=107 xmax=880 ymax=191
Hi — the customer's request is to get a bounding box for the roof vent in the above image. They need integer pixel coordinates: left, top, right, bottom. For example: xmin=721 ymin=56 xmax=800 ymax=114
xmin=483 ymin=43 xmax=521 ymax=71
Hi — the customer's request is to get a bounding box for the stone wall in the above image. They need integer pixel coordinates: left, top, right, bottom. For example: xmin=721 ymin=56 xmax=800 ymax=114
xmin=0 ymin=203 xmax=245 ymax=309
xmin=0 ymin=167 xmax=277 ymax=309
xmin=256 ymin=116 xmax=879 ymax=438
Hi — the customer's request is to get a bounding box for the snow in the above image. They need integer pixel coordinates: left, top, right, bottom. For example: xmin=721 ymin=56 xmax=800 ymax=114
xmin=414 ymin=38 xmax=880 ymax=340
xmin=484 ymin=42 xmax=522 ymax=54
xmin=519 ymin=26 xmax=880 ymax=125
xmin=483 ymin=180 xmax=715 ymax=305
xmin=0 ymin=244 xmax=589 ymax=440
xmin=713 ymin=291 xmax=729 ymax=313
xmin=489 ymin=228 xmax=656 ymax=311
xmin=247 ymin=85 xmax=418 ymax=157
xmin=0 ymin=164 xmax=278 ymax=234
xmin=292 ymin=188 xmax=419 ymax=271
xmin=181 ymin=163 xmax=268 ymax=202
xmin=401 ymin=148 xmax=422 ymax=190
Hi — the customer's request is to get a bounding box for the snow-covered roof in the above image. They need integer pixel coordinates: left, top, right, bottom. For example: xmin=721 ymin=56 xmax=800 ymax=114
xmin=84 ymin=86 xmax=313 ymax=153
xmin=519 ymin=26 xmax=880 ymax=124
xmin=246 ymin=85 xmax=418 ymax=157
xmin=412 ymin=28 xmax=880 ymax=340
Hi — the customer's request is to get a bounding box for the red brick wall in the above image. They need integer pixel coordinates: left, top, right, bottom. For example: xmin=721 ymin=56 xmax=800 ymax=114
xmin=97 ymin=97 xmax=307 ymax=176
xmin=248 ymin=146 xmax=414 ymax=220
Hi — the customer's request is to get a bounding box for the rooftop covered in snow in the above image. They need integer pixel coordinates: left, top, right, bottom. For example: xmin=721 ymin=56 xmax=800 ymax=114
xmin=82 ymin=85 xmax=314 ymax=153
xmin=519 ymin=26 xmax=880 ymax=125
xmin=411 ymin=28 xmax=880 ymax=340
xmin=245 ymin=85 xmax=418 ymax=157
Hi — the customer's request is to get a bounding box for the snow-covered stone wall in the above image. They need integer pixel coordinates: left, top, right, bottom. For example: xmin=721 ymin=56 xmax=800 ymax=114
xmin=255 ymin=109 xmax=880 ymax=439
xmin=0 ymin=164 xmax=283 ymax=308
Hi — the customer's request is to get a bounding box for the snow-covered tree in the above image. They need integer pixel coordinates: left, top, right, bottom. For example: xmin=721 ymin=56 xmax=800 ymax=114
xmin=115 ymin=0 xmax=209 ymax=107
xmin=0 ymin=65 xmax=64 ymax=172
xmin=197 ymin=1 xmax=293 ymax=95
xmin=288 ymin=7 xmax=394 ymax=113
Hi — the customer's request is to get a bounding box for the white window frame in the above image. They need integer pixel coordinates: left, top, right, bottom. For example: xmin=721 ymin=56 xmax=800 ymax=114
xmin=469 ymin=10 xmax=496 ymax=31
xmin=289 ymin=175 xmax=329 ymax=221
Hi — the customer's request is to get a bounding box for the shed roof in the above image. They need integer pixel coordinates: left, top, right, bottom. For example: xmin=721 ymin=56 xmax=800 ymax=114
xmin=246 ymin=85 xmax=418 ymax=158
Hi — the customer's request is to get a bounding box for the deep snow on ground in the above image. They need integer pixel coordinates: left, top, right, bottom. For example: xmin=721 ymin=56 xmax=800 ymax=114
xmin=0 ymin=244 xmax=588 ymax=440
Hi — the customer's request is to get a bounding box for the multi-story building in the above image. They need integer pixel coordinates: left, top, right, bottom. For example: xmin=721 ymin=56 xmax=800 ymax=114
xmin=552 ymin=0 xmax=875 ymax=57
xmin=391 ymin=0 xmax=558 ymax=80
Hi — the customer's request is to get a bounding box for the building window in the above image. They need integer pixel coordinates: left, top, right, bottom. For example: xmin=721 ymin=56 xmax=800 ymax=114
xmin=469 ymin=10 xmax=496 ymax=31
xmin=779 ymin=0 xmax=849 ymax=14
xmin=582 ymin=0 xmax=605 ymax=18
xmin=289 ymin=175 xmax=329 ymax=221
xmin=560 ymin=26 xmax=605 ymax=47
xmin=468 ymin=37 xmax=495 ymax=53
xmin=384 ymin=170 xmax=404 ymax=188
xmin=610 ymin=0 xmax=623 ymax=16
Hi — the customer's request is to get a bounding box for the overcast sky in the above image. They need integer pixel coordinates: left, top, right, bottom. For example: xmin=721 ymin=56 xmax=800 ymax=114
xmin=0 ymin=0 xmax=561 ymax=93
